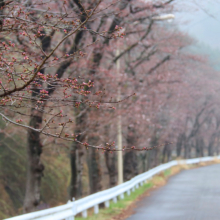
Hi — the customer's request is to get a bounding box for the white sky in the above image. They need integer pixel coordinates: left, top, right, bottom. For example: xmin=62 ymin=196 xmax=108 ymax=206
xmin=174 ymin=0 xmax=220 ymax=49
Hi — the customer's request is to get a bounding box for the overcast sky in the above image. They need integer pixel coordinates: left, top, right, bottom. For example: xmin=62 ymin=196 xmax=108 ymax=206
xmin=174 ymin=0 xmax=220 ymax=50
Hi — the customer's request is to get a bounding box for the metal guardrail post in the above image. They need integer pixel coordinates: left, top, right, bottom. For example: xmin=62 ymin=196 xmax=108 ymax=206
xmin=120 ymin=193 xmax=124 ymax=199
xmin=113 ymin=197 xmax=117 ymax=203
xmin=82 ymin=210 xmax=87 ymax=218
xmin=4 ymin=156 xmax=218 ymax=220
xmin=65 ymin=216 xmax=74 ymax=220
xmin=71 ymin=198 xmax=76 ymax=220
xmin=94 ymin=205 xmax=99 ymax=214
xmin=127 ymin=189 xmax=131 ymax=196
xmin=104 ymin=200 xmax=110 ymax=208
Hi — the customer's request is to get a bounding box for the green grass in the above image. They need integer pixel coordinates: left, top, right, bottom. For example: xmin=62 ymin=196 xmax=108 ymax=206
xmin=164 ymin=169 xmax=171 ymax=177
xmin=75 ymin=168 xmax=175 ymax=220
xmin=75 ymin=182 xmax=153 ymax=220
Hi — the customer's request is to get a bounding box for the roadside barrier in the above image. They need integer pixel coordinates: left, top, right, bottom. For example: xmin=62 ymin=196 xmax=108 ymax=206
xmin=5 ymin=156 xmax=218 ymax=220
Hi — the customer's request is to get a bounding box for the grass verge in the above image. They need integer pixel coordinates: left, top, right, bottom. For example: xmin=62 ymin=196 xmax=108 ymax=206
xmin=75 ymin=181 xmax=153 ymax=220
xmin=75 ymin=160 xmax=220 ymax=220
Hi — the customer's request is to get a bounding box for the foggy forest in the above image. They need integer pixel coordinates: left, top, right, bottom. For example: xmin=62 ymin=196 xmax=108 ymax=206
xmin=1 ymin=0 xmax=220 ymax=219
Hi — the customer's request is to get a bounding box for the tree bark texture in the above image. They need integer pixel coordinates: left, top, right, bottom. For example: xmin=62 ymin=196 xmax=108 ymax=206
xmin=69 ymin=142 xmax=84 ymax=199
xmin=23 ymin=24 xmax=54 ymax=212
xmin=23 ymin=111 xmax=44 ymax=213
xmin=147 ymin=134 xmax=159 ymax=170
xmin=88 ymin=138 xmax=102 ymax=194
xmin=162 ymin=141 xmax=171 ymax=163
xmin=123 ymin=151 xmax=138 ymax=181
xmin=69 ymin=106 xmax=86 ymax=200
xmin=105 ymin=152 xmax=117 ymax=187
xmin=123 ymin=126 xmax=138 ymax=181
xmin=176 ymin=134 xmax=184 ymax=157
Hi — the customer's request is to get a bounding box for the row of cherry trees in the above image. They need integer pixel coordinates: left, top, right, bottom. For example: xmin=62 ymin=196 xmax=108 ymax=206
xmin=1 ymin=0 xmax=220 ymax=215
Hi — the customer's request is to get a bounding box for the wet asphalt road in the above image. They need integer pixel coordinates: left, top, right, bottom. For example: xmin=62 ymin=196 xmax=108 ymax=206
xmin=126 ymin=164 xmax=220 ymax=220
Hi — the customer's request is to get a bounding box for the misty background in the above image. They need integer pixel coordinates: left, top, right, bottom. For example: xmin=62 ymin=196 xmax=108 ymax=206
xmin=176 ymin=0 xmax=220 ymax=70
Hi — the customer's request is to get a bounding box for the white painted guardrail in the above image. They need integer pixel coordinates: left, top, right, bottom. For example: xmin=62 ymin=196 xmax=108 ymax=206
xmin=5 ymin=156 xmax=219 ymax=220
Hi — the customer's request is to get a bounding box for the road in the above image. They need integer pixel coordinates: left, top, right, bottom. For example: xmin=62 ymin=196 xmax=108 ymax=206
xmin=126 ymin=164 xmax=220 ymax=220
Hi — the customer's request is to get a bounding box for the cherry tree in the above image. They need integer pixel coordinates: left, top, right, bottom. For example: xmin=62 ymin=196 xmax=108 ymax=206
xmin=2 ymin=0 xmax=219 ymax=215
xmin=0 ymin=0 xmax=128 ymax=212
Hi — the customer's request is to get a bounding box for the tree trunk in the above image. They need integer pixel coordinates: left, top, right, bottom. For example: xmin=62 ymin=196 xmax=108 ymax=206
xmin=147 ymin=133 xmax=159 ymax=169
xmin=140 ymin=153 xmax=147 ymax=173
xmin=200 ymin=139 xmax=204 ymax=157
xmin=23 ymin=111 xmax=44 ymax=213
xmin=123 ymin=151 xmax=138 ymax=181
xmin=88 ymin=135 xmax=102 ymax=194
xmin=184 ymin=143 xmax=188 ymax=159
xmin=23 ymin=60 xmax=48 ymax=213
xmin=208 ymin=134 xmax=215 ymax=156
xmin=105 ymin=151 xmax=117 ymax=187
xmin=147 ymin=150 xmax=157 ymax=169
xmin=162 ymin=142 xmax=170 ymax=163
xmin=103 ymin=126 xmax=117 ymax=187
xmin=146 ymin=151 xmax=152 ymax=170
xmin=69 ymin=106 xmax=86 ymax=200
xmin=69 ymin=142 xmax=84 ymax=199
xmin=195 ymin=138 xmax=200 ymax=157
xmin=208 ymin=143 xmax=213 ymax=156
xmin=123 ymin=126 xmax=138 ymax=181
xmin=153 ymin=148 xmax=159 ymax=167
xmin=23 ymin=26 xmax=54 ymax=212
xmin=176 ymin=134 xmax=184 ymax=157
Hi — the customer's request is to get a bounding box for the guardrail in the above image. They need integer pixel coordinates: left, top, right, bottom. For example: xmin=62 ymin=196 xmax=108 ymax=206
xmin=5 ymin=156 xmax=219 ymax=220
